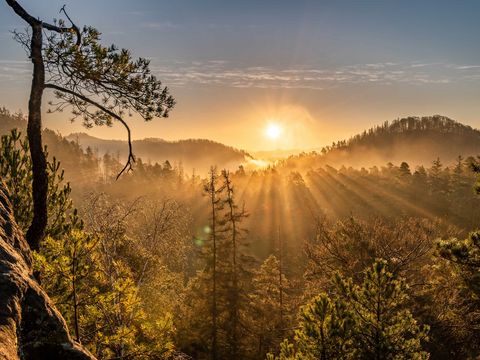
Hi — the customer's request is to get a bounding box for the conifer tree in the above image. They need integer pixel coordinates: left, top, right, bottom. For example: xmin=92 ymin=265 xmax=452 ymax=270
xmin=399 ymin=162 xmax=411 ymax=177
xmin=0 ymin=129 xmax=81 ymax=237
xmin=179 ymin=169 xmax=253 ymax=359
xmin=335 ymin=260 xmax=430 ymax=360
xmin=203 ymin=166 xmax=225 ymax=360
xmin=248 ymin=255 xmax=293 ymax=359
xmin=268 ymin=294 xmax=355 ymax=360
xmin=6 ymin=0 xmax=175 ymax=250
xmin=437 ymin=232 xmax=480 ymax=354
xmin=34 ymin=230 xmax=99 ymax=343
xmin=269 ymin=261 xmax=429 ymax=360
xmin=220 ymin=169 xmax=251 ymax=360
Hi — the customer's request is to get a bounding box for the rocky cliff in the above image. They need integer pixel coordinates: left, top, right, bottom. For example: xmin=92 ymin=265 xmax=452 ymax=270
xmin=0 ymin=181 xmax=95 ymax=360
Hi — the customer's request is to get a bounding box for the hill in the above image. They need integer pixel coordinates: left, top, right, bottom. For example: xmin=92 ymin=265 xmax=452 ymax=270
xmin=0 ymin=109 xmax=251 ymax=178
xmin=281 ymin=115 xmax=480 ymax=170
xmin=66 ymin=132 xmax=251 ymax=174
xmin=0 ymin=107 xmax=26 ymax=134
xmin=3 ymin=109 xmax=480 ymax=173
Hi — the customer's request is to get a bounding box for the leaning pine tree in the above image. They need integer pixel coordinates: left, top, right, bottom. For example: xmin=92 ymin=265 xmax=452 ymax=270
xmin=5 ymin=0 xmax=175 ymax=250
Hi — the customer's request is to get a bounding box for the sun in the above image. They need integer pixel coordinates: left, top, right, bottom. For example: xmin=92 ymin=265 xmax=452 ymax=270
xmin=265 ymin=123 xmax=282 ymax=139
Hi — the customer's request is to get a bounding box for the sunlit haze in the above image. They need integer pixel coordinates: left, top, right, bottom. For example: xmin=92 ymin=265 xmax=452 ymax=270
xmin=265 ymin=123 xmax=282 ymax=140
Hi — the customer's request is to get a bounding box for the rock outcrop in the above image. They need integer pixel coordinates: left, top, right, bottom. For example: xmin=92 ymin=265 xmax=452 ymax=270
xmin=0 ymin=182 xmax=95 ymax=360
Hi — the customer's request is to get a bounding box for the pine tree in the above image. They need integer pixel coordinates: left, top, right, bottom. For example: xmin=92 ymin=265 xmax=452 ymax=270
xmin=437 ymin=232 xmax=480 ymax=355
xmin=428 ymin=157 xmax=449 ymax=196
xmin=220 ymin=169 xmax=251 ymax=360
xmin=247 ymin=255 xmax=293 ymax=359
xmin=34 ymin=230 xmax=99 ymax=342
xmin=399 ymin=162 xmax=411 ymax=177
xmin=6 ymin=0 xmax=175 ymax=249
xmin=335 ymin=260 xmax=429 ymax=360
xmin=179 ymin=169 xmax=253 ymax=359
xmin=269 ymin=261 xmax=429 ymax=360
xmin=203 ymin=166 xmax=225 ymax=360
xmin=0 ymin=129 xmax=81 ymax=237
xmin=268 ymin=294 xmax=355 ymax=360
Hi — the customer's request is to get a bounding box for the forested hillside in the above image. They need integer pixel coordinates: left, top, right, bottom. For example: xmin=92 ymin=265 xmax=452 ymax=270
xmin=0 ymin=108 xmax=249 ymax=177
xmin=66 ymin=132 xmax=250 ymax=175
xmin=283 ymin=115 xmax=480 ymax=170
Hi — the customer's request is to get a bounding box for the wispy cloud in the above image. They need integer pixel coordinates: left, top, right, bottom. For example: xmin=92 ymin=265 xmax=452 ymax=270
xmin=151 ymin=61 xmax=478 ymax=89
xmin=0 ymin=59 xmax=30 ymax=81
xmin=126 ymin=11 xmax=145 ymax=16
xmin=2 ymin=58 xmax=478 ymax=89
xmin=140 ymin=21 xmax=181 ymax=30
xmin=455 ymin=65 xmax=480 ymax=70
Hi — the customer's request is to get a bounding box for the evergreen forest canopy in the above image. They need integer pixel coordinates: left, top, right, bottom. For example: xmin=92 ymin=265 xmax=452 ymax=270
xmin=2 ymin=106 xmax=480 ymax=359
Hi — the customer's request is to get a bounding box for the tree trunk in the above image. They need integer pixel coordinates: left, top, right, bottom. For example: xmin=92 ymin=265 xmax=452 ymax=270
xmin=25 ymin=23 xmax=48 ymax=251
xmin=208 ymin=171 xmax=218 ymax=360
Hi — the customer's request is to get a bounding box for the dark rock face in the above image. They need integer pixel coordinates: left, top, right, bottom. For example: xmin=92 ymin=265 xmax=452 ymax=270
xmin=0 ymin=182 xmax=95 ymax=360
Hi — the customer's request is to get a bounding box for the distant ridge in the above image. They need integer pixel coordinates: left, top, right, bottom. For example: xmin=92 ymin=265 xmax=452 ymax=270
xmin=2 ymin=109 xmax=480 ymax=171
xmin=342 ymin=115 xmax=480 ymax=148
xmin=66 ymin=132 xmax=251 ymax=173
xmin=283 ymin=115 xmax=480 ymax=169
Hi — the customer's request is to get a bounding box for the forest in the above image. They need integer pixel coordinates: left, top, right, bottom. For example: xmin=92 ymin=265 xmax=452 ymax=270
xmin=1 ymin=107 xmax=480 ymax=359
xmin=1 ymin=1 xmax=480 ymax=359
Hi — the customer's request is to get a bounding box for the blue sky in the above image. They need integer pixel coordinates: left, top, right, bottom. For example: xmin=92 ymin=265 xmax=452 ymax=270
xmin=1 ymin=0 xmax=480 ymax=150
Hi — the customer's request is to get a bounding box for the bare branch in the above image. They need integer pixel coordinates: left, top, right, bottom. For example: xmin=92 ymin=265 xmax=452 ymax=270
xmin=5 ymin=0 xmax=39 ymax=26
xmin=44 ymin=83 xmax=135 ymax=179
xmin=6 ymin=1 xmax=81 ymax=45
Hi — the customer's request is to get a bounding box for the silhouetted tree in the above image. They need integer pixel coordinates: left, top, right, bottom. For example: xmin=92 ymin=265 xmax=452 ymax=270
xmin=220 ymin=169 xmax=252 ymax=359
xmin=5 ymin=0 xmax=175 ymax=250
xmin=203 ymin=167 xmax=225 ymax=360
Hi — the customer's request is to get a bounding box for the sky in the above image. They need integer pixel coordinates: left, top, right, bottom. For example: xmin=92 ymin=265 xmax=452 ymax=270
xmin=1 ymin=0 xmax=480 ymax=151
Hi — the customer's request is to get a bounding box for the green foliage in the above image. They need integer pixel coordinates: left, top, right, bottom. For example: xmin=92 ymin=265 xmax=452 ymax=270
xmin=438 ymin=232 xmax=480 ymax=294
xmin=0 ymin=129 xmax=81 ymax=237
xmin=178 ymin=168 xmax=254 ymax=359
xmin=3 ymin=111 xmax=478 ymax=359
xmin=437 ymin=232 xmax=480 ymax=355
xmin=269 ymin=261 xmax=429 ymax=360
xmin=83 ymin=259 xmax=175 ymax=359
xmin=34 ymin=230 xmax=98 ymax=341
xmin=267 ymin=293 xmax=354 ymax=360
xmin=78 ymin=194 xmax=180 ymax=359
xmin=336 ymin=261 xmax=430 ymax=360
xmin=0 ymin=134 xmax=178 ymax=358
xmin=0 ymin=128 xmax=32 ymax=229
xmin=36 ymin=224 xmax=176 ymax=359
xmin=247 ymin=255 xmax=294 ymax=359
xmin=436 ymin=158 xmax=480 ymax=357
xmin=42 ymin=21 xmax=175 ymax=126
